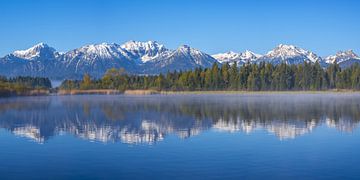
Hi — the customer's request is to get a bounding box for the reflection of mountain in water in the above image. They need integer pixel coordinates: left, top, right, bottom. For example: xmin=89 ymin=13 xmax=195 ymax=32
xmin=0 ymin=94 xmax=359 ymax=144
xmin=213 ymin=119 xmax=318 ymax=140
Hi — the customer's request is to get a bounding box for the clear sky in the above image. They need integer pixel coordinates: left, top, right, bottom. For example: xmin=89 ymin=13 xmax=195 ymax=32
xmin=1 ymin=0 xmax=359 ymax=57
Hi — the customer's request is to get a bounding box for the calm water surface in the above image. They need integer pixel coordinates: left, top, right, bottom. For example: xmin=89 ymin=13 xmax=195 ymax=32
xmin=0 ymin=94 xmax=360 ymax=179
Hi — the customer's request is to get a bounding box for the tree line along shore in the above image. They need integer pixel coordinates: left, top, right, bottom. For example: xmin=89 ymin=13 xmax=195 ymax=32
xmin=60 ymin=62 xmax=360 ymax=92
xmin=0 ymin=76 xmax=52 ymax=97
xmin=2 ymin=61 xmax=360 ymax=97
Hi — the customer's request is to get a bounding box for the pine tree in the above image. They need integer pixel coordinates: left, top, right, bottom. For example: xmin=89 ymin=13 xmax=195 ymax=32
xmin=229 ymin=62 xmax=239 ymax=90
xmin=327 ymin=62 xmax=340 ymax=89
xmin=211 ymin=63 xmax=220 ymax=89
xmin=204 ymin=68 xmax=212 ymax=90
xmin=247 ymin=64 xmax=261 ymax=91
xmin=221 ymin=63 xmax=230 ymax=89
xmin=239 ymin=61 xmax=251 ymax=90
xmin=351 ymin=64 xmax=360 ymax=89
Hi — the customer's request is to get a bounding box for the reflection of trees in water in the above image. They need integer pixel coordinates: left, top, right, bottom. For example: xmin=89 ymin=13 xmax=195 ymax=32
xmin=0 ymin=94 xmax=359 ymax=143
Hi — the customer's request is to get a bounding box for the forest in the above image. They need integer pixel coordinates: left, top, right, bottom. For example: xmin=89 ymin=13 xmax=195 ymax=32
xmin=0 ymin=76 xmax=52 ymax=96
xmin=60 ymin=61 xmax=360 ymax=91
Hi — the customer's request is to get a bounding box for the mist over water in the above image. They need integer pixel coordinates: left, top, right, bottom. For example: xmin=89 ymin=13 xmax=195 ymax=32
xmin=0 ymin=94 xmax=359 ymax=143
xmin=1 ymin=94 xmax=360 ymax=179
xmin=50 ymin=80 xmax=63 ymax=88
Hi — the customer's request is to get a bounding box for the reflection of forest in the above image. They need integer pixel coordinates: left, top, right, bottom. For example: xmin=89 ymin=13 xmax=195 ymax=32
xmin=0 ymin=94 xmax=359 ymax=143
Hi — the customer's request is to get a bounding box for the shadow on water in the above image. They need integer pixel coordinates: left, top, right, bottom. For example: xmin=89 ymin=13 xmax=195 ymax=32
xmin=0 ymin=93 xmax=359 ymax=144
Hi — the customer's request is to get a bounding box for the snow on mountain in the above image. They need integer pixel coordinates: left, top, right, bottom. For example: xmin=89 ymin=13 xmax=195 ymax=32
xmin=0 ymin=43 xmax=61 ymax=77
xmin=13 ymin=43 xmax=60 ymax=60
xmin=212 ymin=50 xmax=261 ymax=65
xmin=325 ymin=50 xmax=360 ymax=68
xmin=63 ymin=43 xmax=133 ymax=62
xmin=59 ymin=42 xmax=216 ymax=75
xmin=143 ymin=45 xmax=217 ymax=73
xmin=212 ymin=45 xmax=324 ymax=66
xmin=212 ymin=51 xmax=241 ymax=63
xmin=59 ymin=43 xmax=138 ymax=78
xmin=1 ymin=41 xmax=360 ymax=79
xmin=242 ymin=50 xmax=262 ymax=60
xmin=120 ymin=40 xmax=170 ymax=63
xmin=325 ymin=50 xmax=360 ymax=64
xmin=174 ymin=45 xmax=216 ymax=66
xmin=258 ymin=44 xmax=323 ymax=65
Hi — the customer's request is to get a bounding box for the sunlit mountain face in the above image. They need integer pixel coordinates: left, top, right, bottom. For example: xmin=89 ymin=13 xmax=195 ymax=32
xmin=0 ymin=94 xmax=359 ymax=144
xmin=1 ymin=42 xmax=359 ymax=79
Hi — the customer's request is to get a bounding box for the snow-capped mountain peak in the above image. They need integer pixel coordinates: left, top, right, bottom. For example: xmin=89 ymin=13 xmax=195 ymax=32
xmin=241 ymin=50 xmax=262 ymax=60
xmin=177 ymin=45 xmax=191 ymax=52
xmin=212 ymin=51 xmax=242 ymax=63
xmin=277 ymin=44 xmax=295 ymax=49
xmin=176 ymin=45 xmax=210 ymax=58
xmin=267 ymin=44 xmax=305 ymax=57
xmin=325 ymin=50 xmax=359 ymax=64
xmin=121 ymin=40 xmax=169 ymax=63
xmin=81 ymin=43 xmax=118 ymax=55
xmin=261 ymin=44 xmax=322 ymax=64
xmin=121 ymin=40 xmax=165 ymax=51
xmin=68 ymin=43 xmax=125 ymax=60
xmin=13 ymin=43 xmax=57 ymax=60
xmin=167 ymin=45 xmax=215 ymax=66
xmin=142 ymin=44 xmax=217 ymax=73
xmin=1 ymin=41 xmax=359 ymax=79
xmin=212 ymin=50 xmax=261 ymax=64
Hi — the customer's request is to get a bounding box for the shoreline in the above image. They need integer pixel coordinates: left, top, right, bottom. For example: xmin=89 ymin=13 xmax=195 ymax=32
xmin=35 ymin=89 xmax=360 ymax=95
xmin=159 ymin=90 xmax=360 ymax=95
xmin=2 ymin=89 xmax=360 ymax=98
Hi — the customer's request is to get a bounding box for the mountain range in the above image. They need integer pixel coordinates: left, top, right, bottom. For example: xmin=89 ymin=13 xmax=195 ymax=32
xmin=0 ymin=41 xmax=359 ymax=79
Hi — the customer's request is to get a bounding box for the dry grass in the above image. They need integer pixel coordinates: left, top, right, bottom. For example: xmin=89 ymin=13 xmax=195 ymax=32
xmin=55 ymin=89 xmax=360 ymax=96
xmin=159 ymin=89 xmax=360 ymax=95
xmin=27 ymin=89 xmax=50 ymax=96
xmin=57 ymin=89 xmax=121 ymax=95
xmin=124 ymin=89 xmax=159 ymax=95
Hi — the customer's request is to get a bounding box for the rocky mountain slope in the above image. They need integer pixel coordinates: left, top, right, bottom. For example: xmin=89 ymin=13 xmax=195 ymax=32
xmin=0 ymin=41 xmax=358 ymax=79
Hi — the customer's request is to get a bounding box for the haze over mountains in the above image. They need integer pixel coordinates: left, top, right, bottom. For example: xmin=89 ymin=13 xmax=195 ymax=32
xmin=1 ymin=41 xmax=359 ymax=79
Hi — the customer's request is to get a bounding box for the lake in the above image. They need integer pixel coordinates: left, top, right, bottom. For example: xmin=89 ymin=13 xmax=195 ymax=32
xmin=0 ymin=94 xmax=360 ymax=179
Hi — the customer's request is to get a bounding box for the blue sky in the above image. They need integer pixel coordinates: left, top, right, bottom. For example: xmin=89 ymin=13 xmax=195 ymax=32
xmin=1 ymin=0 xmax=359 ymax=56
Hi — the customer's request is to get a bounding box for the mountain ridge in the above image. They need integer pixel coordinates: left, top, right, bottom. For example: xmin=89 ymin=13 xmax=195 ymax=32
xmin=0 ymin=41 xmax=359 ymax=79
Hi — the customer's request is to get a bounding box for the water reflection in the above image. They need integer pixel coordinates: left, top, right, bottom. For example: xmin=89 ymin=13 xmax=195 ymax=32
xmin=0 ymin=94 xmax=359 ymax=144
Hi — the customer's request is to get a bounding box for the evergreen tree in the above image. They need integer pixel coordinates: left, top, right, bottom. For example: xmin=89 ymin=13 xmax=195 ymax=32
xmin=57 ymin=61 xmax=360 ymax=92
xmin=229 ymin=62 xmax=239 ymax=90
xmin=211 ymin=63 xmax=220 ymax=89
xmin=221 ymin=63 xmax=230 ymax=89
xmin=247 ymin=64 xmax=261 ymax=91
xmin=327 ymin=62 xmax=340 ymax=89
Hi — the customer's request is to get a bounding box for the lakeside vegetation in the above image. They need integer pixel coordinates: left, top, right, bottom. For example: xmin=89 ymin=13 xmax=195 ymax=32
xmin=2 ymin=61 xmax=360 ymax=97
xmin=0 ymin=76 xmax=52 ymax=97
xmin=60 ymin=62 xmax=360 ymax=92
